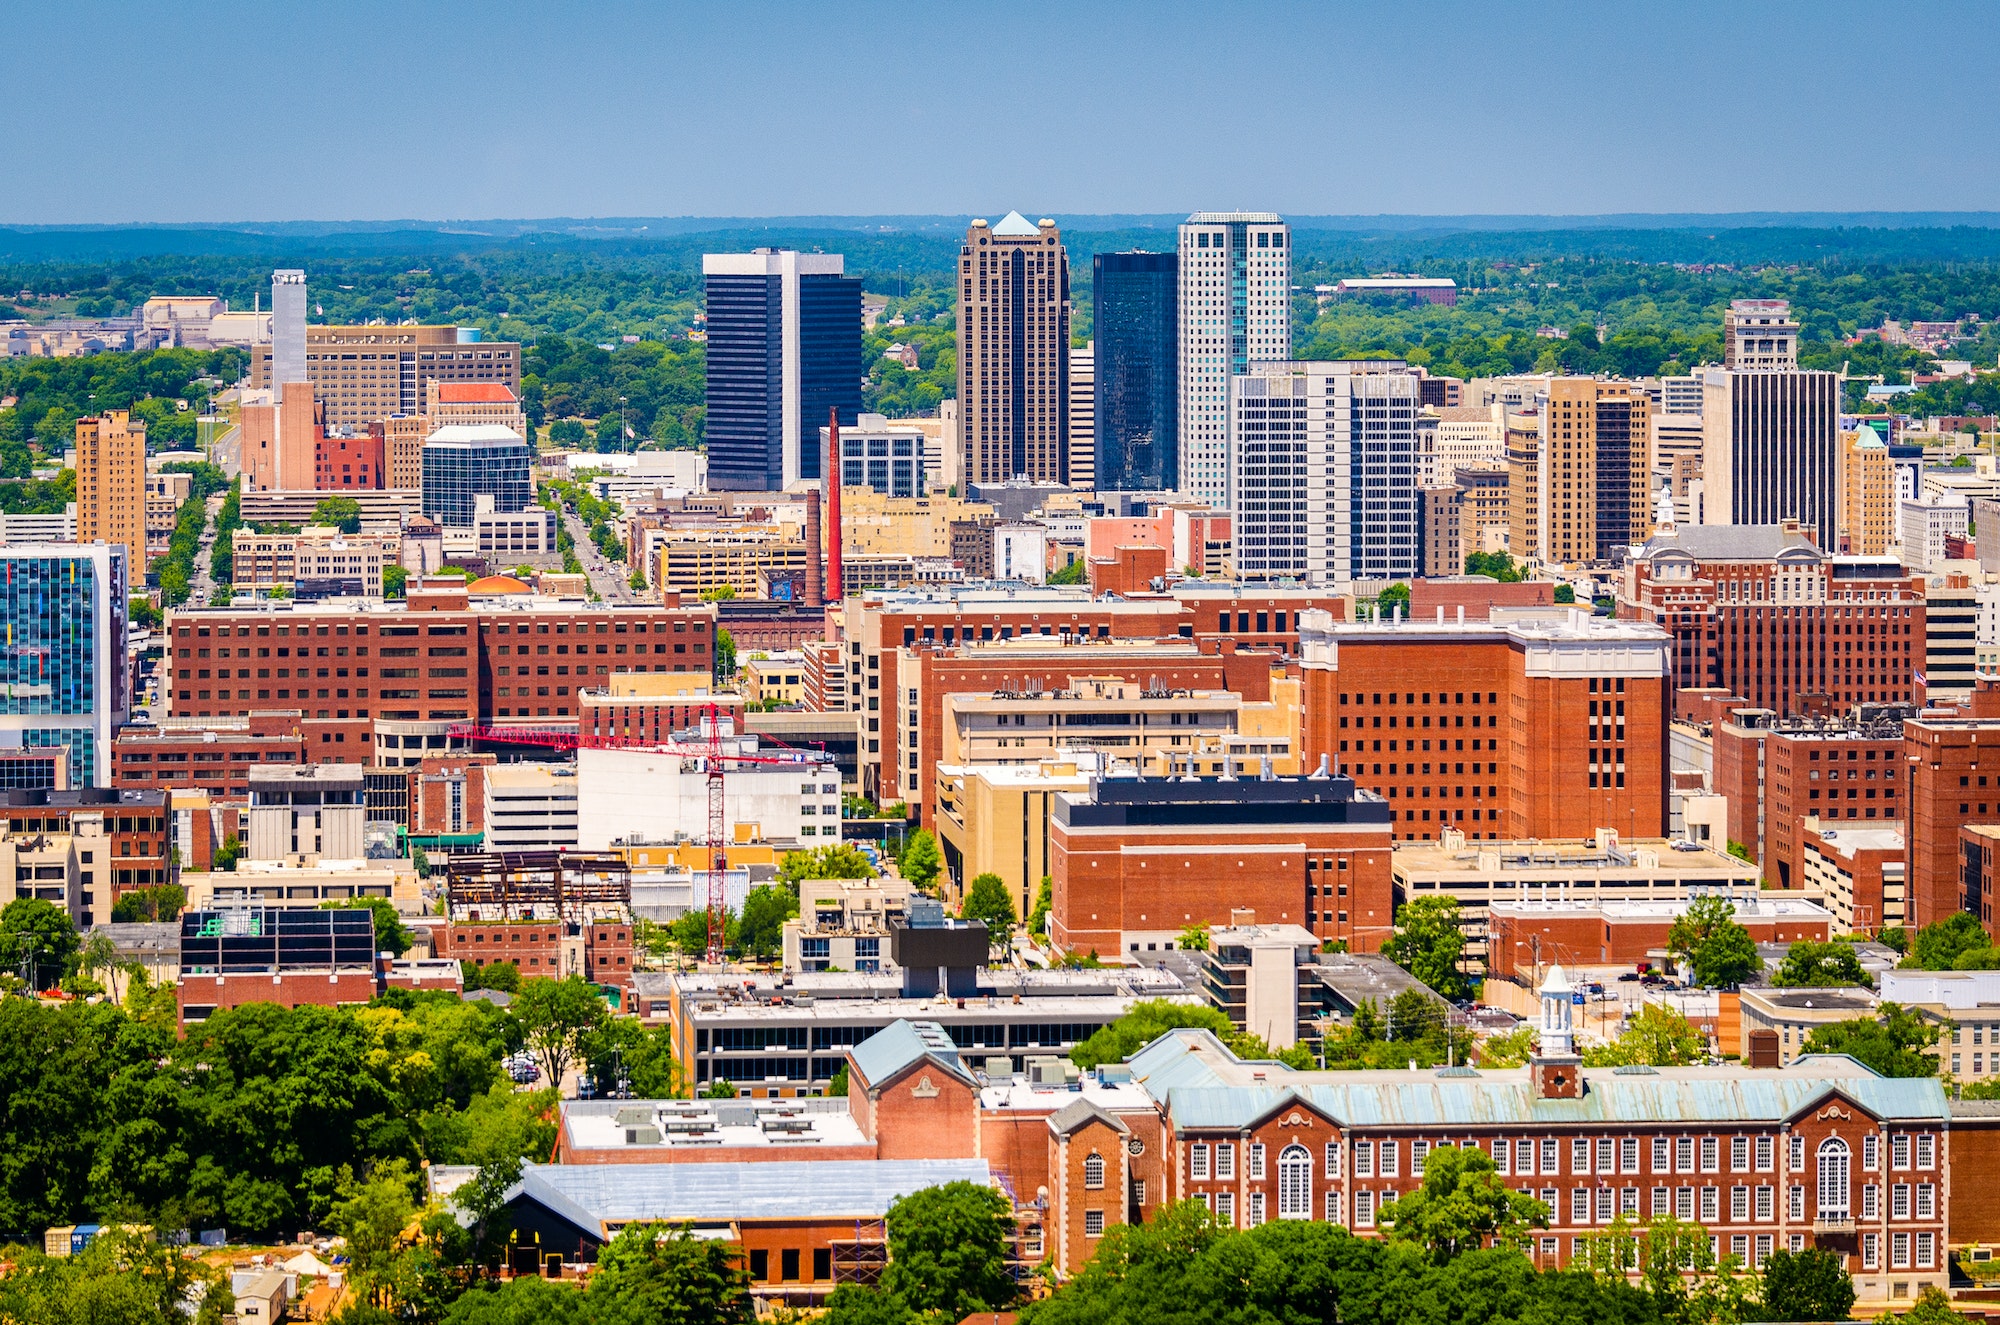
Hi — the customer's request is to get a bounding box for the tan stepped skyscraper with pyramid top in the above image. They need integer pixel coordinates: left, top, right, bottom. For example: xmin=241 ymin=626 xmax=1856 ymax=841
xmin=955 ymin=213 xmax=1071 ymax=487
xmin=75 ymin=410 xmax=147 ymax=572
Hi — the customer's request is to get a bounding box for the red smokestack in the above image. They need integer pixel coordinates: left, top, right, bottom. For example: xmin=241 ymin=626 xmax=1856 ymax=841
xmin=825 ymin=406 xmax=843 ymax=600
xmin=803 ymin=488 xmax=824 ymax=608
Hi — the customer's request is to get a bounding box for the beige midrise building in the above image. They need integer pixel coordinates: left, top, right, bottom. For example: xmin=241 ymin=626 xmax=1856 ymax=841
xmin=75 ymin=411 xmax=147 ymax=572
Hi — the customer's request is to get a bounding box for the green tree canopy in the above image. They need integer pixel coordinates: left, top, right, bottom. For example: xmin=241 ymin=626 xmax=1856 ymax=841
xmin=1582 ymin=1002 xmax=1708 ymax=1067
xmin=0 ymin=896 xmax=79 ymax=988
xmin=578 ymin=1017 xmax=680 ymax=1098
xmin=1800 ymin=1003 xmax=1941 ymax=1077
xmin=735 ymin=884 xmax=798 ymax=959
xmin=1380 ymin=895 xmax=1473 ymax=1001
xmin=1756 ymin=1245 xmax=1856 ymax=1322
xmin=777 ymin=843 xmax=875 ymax=886
xmin=512 ymin=976 xmax=607 ymax=1088
xmin=897 ymin=828 xmax=942 ymax=891
xmin=1070 ymin=999 xmax=1238 ymax=1069
xmin=310 ymin=494 xmax=363 ymax=533
xmin=881 ymin=1181 xmax=1016 ymax=1318
xmin=1379 ymin=1144 xmax=1549 ymax=1261
xmin=1903 ymin=911 xmax=1993 ymax=970
xmin=961 ymin=872 xmax=1016 ymax=937
xmin=1667 ymin=893 xmax=1761 ymax=988
xmin=583 ymin=1221 xmax=751 ymax=1325
xmin=1772 ymin=939 xmax=1871 ymax=988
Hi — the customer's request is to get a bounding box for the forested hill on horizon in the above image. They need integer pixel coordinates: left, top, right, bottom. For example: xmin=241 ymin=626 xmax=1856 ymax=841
xmin=7 ymin=217 xmax=2000 ymax=445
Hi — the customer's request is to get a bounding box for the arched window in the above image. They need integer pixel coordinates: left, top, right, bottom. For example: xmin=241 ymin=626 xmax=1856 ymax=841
xmin=1818 ymin=1138 xmax=1850 ymax=1217
xmin=1278 ymin=1144 xmax=1313 ymax=1219
xmin=1083 ymin=1153 xmax=1105 ymax=1190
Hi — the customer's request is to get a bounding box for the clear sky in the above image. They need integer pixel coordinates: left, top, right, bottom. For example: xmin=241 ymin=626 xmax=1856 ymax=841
xmin=9 ymin=0 xmax=1998 ymax=225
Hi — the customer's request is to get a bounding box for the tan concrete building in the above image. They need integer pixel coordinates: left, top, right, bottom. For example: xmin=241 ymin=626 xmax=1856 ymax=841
xmin=650 ymin=525 xmax=810 ymax=598
xmin=251 ymin=326 xmax=521 ymax=429
xmin=382 ymin=415 xmax=425 ymax=491
xmin=230 ymin=526 xmax=399 ymax=598
xmin=933 ymin=757 xmax=1090 ymax=921
xmin=956 ymin=213 xmax=1071 ymax=486
xmin=839 ymin=491 xmax=998 ymax=559
xmin=1420 ymin=486 xmax=1462 ymax=577
xmin=1841 ymin=428 xmax=1895 ymax=555
xmin=1505 ymin=408 xmax=1542 ymax=563
xmin=75 ymin=411 xmax=146 ymax=571
xmin=938 ymin=673 xmax=1300 ymax=776
xmin=742 ymin=653 xmax=807 ymax=707
xmin=144 ymin=468 xmax=191 ymax=557
xmin=1457 ymin=463 xmax=1512 ymax=557
xmin=1391 ymin=828 xmax=1759 ymax=968
xmin=1543 ymin=378 xmax=1652 ymax=568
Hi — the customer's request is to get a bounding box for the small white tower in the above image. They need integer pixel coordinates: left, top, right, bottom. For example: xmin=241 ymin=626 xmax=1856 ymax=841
xmin=1531 ymin=963 xmax=1584 ymax=1099
xmin=1539 ymin=963 xmax=1575 ymax=1057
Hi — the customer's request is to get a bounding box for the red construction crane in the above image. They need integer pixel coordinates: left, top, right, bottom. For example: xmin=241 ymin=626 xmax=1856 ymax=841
xmin=446 ymin=707 xmax=824 ymax=966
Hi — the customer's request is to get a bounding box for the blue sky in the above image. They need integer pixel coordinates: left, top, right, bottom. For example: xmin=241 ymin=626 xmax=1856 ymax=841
xmin=8 ymin=0 xmax=1998 ymax=225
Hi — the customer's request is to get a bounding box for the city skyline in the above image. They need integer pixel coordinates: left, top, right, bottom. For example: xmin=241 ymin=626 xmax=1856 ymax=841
xmin=6 ymin=0 xmax=1999 ymax=225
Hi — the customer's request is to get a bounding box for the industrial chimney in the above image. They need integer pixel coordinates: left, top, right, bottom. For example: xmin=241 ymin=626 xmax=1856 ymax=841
xmin=825 ymin=406 xmax=844 ymax=601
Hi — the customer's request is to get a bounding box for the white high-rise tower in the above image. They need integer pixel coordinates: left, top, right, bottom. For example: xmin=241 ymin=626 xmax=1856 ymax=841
xmin=1177 ymin=212 xmax=1290 ymax=506
xmin=269 ymin=269 xmax=308 ymax=400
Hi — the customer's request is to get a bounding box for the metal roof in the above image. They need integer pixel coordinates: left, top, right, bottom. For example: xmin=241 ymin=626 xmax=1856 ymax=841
xmin=505 ymin=1159 xmax=992 ymax=1231
xmin=1125 ymin=1029 xmax=1950 ymax=1130
xmin=848 ymin=1019 xmax=971 ymax=1089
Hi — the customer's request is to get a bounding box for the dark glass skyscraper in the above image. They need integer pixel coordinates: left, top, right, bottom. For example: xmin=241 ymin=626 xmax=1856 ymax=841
xmin=1092 ymin=251 xmax=1178 ymax=491
xmin=703 ymin=251 xmax=862 ymax=490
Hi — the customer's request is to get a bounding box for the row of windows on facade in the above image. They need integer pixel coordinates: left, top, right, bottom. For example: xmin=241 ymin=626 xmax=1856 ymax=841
xmin=1181 ymin=1133 xmax=1932 ymax=1181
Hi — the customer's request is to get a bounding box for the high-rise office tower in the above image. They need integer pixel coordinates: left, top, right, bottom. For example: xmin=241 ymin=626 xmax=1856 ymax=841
xmin=1840 ymin=428 xmax=1895 ymax=556
xmin=1230 ymin=360 xmax=1422 ymax=586
xmin=270 ymin=269 xmax=308 ymax=399
xmin=956 ymin=214 xmax=1071 ymax=486
xmin=74 ymin=410 xmax=146 ymax=573
xmin=1178 ymin=212 xmax=1289 ymax=506
xmin=1724 ymin=299 xmax=1799 ymax=371
xmin=1092 ymin=251 xmax=1177 ymax=492
xmin=703 ymin=249 xmax=861 ymax=491
xmin=1702 ymin=300 xmax=1839 ymax=545
xmin=1542 ymin=378 xmax=1654 ymax=567
xmin=1067 ymin=344 xmax=1095 ymax=490
xmin=0 ymin=543 xmax=129 ymax=787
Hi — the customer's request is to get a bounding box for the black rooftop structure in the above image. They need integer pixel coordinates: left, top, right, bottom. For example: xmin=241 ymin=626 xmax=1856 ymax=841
xmin=180 ymin=907 xmax=376 ymax=975
xmin=1053 ymin=773 xmax=1391 ymax=831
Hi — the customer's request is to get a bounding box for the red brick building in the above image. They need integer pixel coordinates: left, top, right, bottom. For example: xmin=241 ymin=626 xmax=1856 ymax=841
xmin=1298 ymin=610 xmax=1671 ymax=844
xmin=315 ymin=425 xmax=385 ymax=490
xmin=409 ymin=753 xmax=496 ymax=842
xmin=113 ymin=711 xmax=311 ymax=801
xmin=1710 ymin=707 xmax=1911 ymax=887
xmin=1903 ymin=685 xmax=2000 ymax=932
xmin=826 ymin=585 xmax=1351 ymax=811
xmin=1622 ymin=524 xmax=1923 ymax=721
xmin=163 ymin=580 xmax=715 ymax=764
xmin=433 ymin=918 xmax=636 ymax=988
xmin=1049 ymin=774 xmax=1394 ymax=958
xmin=1485 ymin=896 xmax=1833 ymax=982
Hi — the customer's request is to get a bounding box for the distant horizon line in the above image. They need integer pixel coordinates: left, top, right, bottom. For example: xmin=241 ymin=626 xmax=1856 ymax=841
xmin=7 ymin=210 xmax=2000 ymax=236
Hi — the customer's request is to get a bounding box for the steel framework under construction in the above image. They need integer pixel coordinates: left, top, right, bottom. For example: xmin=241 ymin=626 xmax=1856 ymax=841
xmin=447 ymin=703 xmax=824 ymax=963
xmin=443 ymin=850 xmax=633 ymax=922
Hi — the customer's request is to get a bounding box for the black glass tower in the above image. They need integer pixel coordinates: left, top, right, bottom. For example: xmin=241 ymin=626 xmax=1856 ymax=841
xmin=1092 ymin=251 xmax=1178 ymax=491
xmin=703 ymin=251 xmax=861 ymax=490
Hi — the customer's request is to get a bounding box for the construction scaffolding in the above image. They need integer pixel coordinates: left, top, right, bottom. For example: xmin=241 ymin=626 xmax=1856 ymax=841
xmin=443 ymin=850 xmax=633 ymax=923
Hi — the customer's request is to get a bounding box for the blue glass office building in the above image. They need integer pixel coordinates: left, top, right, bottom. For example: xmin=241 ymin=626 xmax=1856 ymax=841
xmin=1093 ymin=252 xmax=1178 ymax=491
xmin=421 ymin=426 xmax=534 ymax=527
xmin=703 ymin=251 xmax=862 ymax=491
xmin=0 ymin=544 xmax=128 ymax=788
